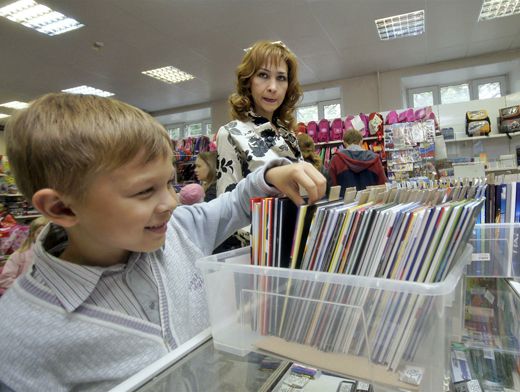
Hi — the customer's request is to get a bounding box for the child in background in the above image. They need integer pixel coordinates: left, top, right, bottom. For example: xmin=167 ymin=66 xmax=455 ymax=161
xmin=0 ymin=216 xmax=48 ymax=293
xmin=0 ymin=93 xmax=325 ymax=391
xmin=194 ymin=151 xmax=217 ymax=202
xmin=297 ymin=133 xmax=322 ymax=170
xmin=178 ymin=183 xmax=205 ymax=205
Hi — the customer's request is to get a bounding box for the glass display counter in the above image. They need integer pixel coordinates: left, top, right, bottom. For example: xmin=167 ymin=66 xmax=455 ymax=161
xmin=109 ymin=329 xmax=374 ymax=392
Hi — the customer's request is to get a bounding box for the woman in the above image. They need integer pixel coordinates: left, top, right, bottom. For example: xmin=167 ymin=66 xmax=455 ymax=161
xmin=216 ymin=40 xmax=303 ymax=195
xmin=194 ymin=151 xmax=217 ymax=202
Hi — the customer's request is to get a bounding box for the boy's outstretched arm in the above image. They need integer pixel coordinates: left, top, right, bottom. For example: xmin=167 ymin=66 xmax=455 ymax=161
xmin=172 ymin=159 xmax=326 ymax=255
xmin=265 ymin=162 xmax=326 ymax=205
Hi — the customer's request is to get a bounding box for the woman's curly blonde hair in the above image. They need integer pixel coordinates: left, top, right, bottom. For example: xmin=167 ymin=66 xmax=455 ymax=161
xmin=229 ymin=40 xmax=302 ymax=131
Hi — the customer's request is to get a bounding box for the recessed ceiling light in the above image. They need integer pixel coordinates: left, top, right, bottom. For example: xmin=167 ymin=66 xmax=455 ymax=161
xmin=243 ymin=40 xmax=286 ymax=52
xmin=0 ymin=101 xmax=29 ymax=109
xmin=0 ymin=0 xmax=84 ymax=36
xmin=142 ymin=66 xmax=195 ymax=84
xmin=0 ymin=114 xmax=10 ymax=119
xmin=375 ymin=10 xmax=425 ymax=41
xmin=62 ymin=85 xmax=115 ymax=97
xmin=478 ymin=0 xmax=520 ymax=21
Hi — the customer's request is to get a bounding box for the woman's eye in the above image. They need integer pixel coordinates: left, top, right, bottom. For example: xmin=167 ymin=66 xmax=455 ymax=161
xmin=257 ymin=72 xmax=268 ymax=79
xmin=277 ymin=75 xmax=287 ymax=82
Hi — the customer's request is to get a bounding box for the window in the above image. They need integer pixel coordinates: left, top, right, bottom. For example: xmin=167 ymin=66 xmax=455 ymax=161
xmin=296 ymin=99 xmax=342 ymax=123
xmin=408 ymin=86 xmax=438 ymax=108
xmin=296 ymin=105 xmax=319 ymax=123
xmin=407 ymin=75 xmax=507 ymax=107
xmin=165 ymin=125 xmax=182 ymax=140
xmin=185 ymin=123 xmax=203 ymax=137
xmin=440 ymin=83 xmax=470 ymax=104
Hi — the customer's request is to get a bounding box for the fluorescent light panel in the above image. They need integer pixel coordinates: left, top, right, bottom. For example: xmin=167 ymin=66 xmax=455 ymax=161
xmin=0 ymin=0 xmax=84 ymax=36
xmin=62 ymin=86 xmax=115 ymax=97
xmin=375 ymin=10 xmax=425 ymax=41
xmin=0 ymin=114 xmax=10 ymax=119
xmin=0 ymin=101 xmax=29 ymax=109
xmin=142 ymin=66 xmax=194 ymax=84
xmin=479 ymin=0 xmax=520 ymax=21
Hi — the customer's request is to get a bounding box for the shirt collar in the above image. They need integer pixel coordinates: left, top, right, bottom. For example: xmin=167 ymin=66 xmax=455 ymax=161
xmin=33 ymin=223 xmax=139 ymax=312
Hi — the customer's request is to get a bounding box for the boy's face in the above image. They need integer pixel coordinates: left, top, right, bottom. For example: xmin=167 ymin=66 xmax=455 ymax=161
xmin=65 ymin=150 xmax=177 ymax=266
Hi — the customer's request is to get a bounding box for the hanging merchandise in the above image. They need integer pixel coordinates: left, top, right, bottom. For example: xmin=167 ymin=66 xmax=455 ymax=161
xmin=465 ymin=110 xmax=491 ymax=137
xmin=384 ymin=120 xmax=436 ymax=182
xmin=385 ymin=110 xmax=399 ymax=125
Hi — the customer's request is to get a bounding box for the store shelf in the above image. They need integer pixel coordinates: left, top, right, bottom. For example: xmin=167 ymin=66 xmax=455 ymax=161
xmin=444 ymin=133 xmax=518 ymax=143
xmin=315 ymin=140 xmax=342 ymax=147
xmin=485 ymin=166 xmax=520 ymax=173
xmin=0 ymin=193 xmax=23 ymax=197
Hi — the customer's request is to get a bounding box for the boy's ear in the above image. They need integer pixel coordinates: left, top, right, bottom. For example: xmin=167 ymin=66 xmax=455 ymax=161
xmin=32 ymin=189 xmax=78 ymax=228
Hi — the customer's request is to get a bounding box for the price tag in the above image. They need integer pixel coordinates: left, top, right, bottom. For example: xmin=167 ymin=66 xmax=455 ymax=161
xmin=471 ymin=253 xmax=490 ymax=261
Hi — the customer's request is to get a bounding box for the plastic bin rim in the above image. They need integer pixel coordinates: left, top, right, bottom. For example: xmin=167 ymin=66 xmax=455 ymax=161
xmin=196 ymin=244 xmax=472 ymax=297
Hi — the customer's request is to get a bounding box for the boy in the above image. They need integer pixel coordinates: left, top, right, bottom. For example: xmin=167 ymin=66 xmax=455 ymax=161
xmin=328 ymin=129 xmax=387 ymax=195
xmin=0 ymin=93 xmax=325 ymax=391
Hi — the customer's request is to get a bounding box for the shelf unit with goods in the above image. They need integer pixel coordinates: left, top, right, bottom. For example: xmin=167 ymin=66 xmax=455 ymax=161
xmin=436 ymin=92 xmax=520 ymax=178
xmin=171 ymin=136 xmax=211 ymax=189
xmin=448 ymin=223 xmax=520 ymax=391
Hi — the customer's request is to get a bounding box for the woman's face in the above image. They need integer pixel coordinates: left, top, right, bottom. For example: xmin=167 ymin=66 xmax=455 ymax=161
xmin=250 ymin=60 xmax=288 ymax=122
xmin=194 ymin=157 xmax=210 ymax=181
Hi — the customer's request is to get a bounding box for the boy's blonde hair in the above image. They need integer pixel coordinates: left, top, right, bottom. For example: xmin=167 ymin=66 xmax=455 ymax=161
xmin=343 ymin=129 xmax=363 ymax=146
xmin=229 ymin=40 xmax=302 ymax=131
xmin=5 ymin=93 xmax=172 ymax=201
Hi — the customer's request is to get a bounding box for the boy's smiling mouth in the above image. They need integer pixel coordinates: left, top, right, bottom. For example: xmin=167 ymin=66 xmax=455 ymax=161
xmin=145 ymin=222 xmax=168 ymax=233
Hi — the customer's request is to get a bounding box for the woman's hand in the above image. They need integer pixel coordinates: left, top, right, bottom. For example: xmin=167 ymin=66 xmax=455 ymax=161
xmin=265 ymin=162 xmax=326 ymax=205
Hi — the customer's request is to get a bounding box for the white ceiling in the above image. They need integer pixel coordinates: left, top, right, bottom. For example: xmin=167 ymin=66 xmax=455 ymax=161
xmin=1 ymin=0 xmax=519 ymax=125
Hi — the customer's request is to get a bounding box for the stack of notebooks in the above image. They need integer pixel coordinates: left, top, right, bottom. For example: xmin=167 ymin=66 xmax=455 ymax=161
xmin=249 ymin=184 xmax=486 ymax=372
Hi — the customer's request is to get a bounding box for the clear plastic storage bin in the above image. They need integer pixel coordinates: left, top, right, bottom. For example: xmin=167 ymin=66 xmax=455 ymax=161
xmin=197 ymin=245 xmax=473 ymax=392
xmin=467 ymin=223 xmax=520 ymax=277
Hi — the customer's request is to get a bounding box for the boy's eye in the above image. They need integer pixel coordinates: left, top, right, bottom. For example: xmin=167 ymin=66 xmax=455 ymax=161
xmin=167 ymin=179 xmax=176 ymax=188
xmin=136 ymin=187 xmax=153 ymax=196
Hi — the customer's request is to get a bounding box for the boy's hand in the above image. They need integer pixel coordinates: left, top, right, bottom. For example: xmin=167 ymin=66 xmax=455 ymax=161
xmin=265 ymin=162 xmax=326 ymax=205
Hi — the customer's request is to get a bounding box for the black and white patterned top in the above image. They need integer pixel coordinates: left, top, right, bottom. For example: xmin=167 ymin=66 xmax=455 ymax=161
xmin=216 ymin=112 xmax=301 ymax=195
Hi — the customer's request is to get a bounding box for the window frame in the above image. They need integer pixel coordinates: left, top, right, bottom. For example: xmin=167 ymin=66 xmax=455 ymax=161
xmin=296 ymin=99 xmax=343 ymax=123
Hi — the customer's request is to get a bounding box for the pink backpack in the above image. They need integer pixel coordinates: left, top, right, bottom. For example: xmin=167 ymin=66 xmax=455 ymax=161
xmin=317 ymin=119 xmax=330 ymax=142
xmin=359 ymin=113 xmax=369 ymax=137
xmin=398 ymin=108 xmax=415 ymax=123
xmin=344 ymin=115 xmax=366 ymax=133
xmin=329 ymin=118 xmax=344 ymax=141
xmin=307 ymin=121 xmax=318 ymax=142
xmin=386 ymin=111 xmax=399 ymax=124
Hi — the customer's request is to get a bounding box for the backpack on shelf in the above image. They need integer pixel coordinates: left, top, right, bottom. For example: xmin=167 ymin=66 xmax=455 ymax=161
xmin=498 ymin=105 xmax=520 ymax=134
xmin=317 ymin=119 xmax=330 ymax=143
xmin=385 ymin=110 xmax=399 ymax=125
xmin=368 ymin=112 xmax=384 ymax=136
xmin=296 ymin=122 xmax=307 ymax=135
xmin=307 ymin=121 xmax=319 ymax=142
xmin=398 ymin=108 xmax=415 ymax=123
xmin=344 ymin=114 xmax=367 ymax=135
xmin=329 ymin=118 xmax=344 ymax=141
xmin=466 ymin=110 xmax=491 ymax=137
